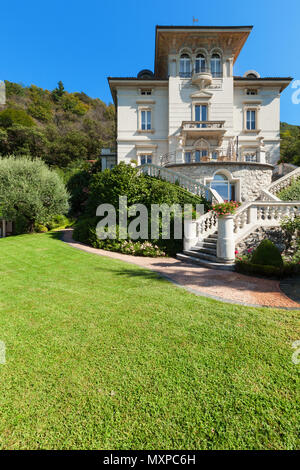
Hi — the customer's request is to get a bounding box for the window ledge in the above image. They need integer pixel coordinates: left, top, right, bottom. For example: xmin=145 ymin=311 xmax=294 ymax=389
xmin=243 ymin=129 xmax=261 ymax=134
xmin=137 ymin=129 xmax=155 ymax=134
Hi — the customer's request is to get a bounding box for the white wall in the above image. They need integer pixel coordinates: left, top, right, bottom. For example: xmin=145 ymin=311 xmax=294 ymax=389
xmin=233 ymin=86 xmax=281 ymax=165
xmin=117 ymin=86 xmax=169 ymax=164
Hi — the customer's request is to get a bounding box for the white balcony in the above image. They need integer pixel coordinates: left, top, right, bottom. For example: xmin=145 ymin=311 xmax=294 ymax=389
xmin=191 ymin=71 xmax=212 ymax=88
xmin=181 ymin=121 xmax=226 ymax=139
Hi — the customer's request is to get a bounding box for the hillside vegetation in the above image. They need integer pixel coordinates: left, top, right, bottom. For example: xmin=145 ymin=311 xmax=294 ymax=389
xmin=0 ymin=81 xmax=115 ymax=168
xmin=280 ymin=122 xmax=300 ymax=166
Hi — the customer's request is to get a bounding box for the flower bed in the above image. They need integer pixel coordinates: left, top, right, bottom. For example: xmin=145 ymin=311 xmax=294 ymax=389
xmin=211 ymin=201 xmax=241 ymax=217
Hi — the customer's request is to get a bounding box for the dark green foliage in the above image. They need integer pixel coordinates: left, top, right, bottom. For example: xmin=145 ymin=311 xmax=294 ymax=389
xmin=251 ymin=239 xmax=283 ymax=268
xmin=72 ymin=163 xmax=209 ymax=256
xmin=51 ymin=80 xmax=65 ymax=102
xmin=280 ymin=122 xmax=300 ymax=166
xmin=0 ymin=80 xmax=115 ymax=168
xmin=235 ymin=260 xmax=300 ymax=278
xmin=278 ymin=178 xmax=300 ymax=201
xmin=0 ymin=107 xmax=35 ymax=128
xmin=67 ymin=169 xmax=92 ymax=215
xmin=0 ymin=156 xmax=69 ymax=233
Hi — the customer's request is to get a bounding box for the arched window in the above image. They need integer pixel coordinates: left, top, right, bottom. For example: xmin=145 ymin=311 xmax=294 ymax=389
xmin=195 ymin=54 xmax=206 ymax=73
xmin=210 ymin=173 xmax=235 ymax=200
xmin=180 ymin=54 xmax=191 ymax=77
xmin=194 ymin=139 xmax=209 ymax=162
xmin=210 ymin=53 xmax=222 ymax=77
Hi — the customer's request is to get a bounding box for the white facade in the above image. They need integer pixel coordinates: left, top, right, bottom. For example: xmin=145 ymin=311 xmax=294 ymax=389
xmin=108 ymin=26 xmax=292 ymax=202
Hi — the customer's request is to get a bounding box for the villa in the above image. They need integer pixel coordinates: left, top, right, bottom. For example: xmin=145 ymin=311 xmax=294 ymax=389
xmin=107 ymin=25 xmax=292 ymax=203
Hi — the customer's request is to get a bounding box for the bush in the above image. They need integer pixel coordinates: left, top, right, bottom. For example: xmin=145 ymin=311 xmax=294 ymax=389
xmin=251 ymin=239 xmax=283 ymax=268
xmin=46 ymin=214 xmax=72 ymax=230
xmin=0 ymin=108 xmax=35 ymax=128
xmin=235 ymin=260 xmax=300 ymax=278
xmin=0 ymin=156 xmax=69 ymax=232
xmin=34 ymin=223 xmax=48 ymax=233
xmin=72 ymin=163 xmax=209 ymax=257
xmin=278 ymin=178 xmax=300 ymax=201
xmin=73 ymin=218 xmax=166 ymax=257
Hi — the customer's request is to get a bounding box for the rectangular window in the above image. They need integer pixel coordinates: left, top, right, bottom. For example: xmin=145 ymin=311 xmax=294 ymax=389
xmin=184 ymin=152 xmax=191 ymax=163
xmin=140 ymin=155 xmax=152 ymax=165
xmin=246 ymin=110 xmax=256 ymax=130
xmin=141 ymin=110 xmax=151 ymax=130
xmin=195 ymin=105 xmax=207 ymax=127
xmin=212 ymin=151 xmax=218 ymax=160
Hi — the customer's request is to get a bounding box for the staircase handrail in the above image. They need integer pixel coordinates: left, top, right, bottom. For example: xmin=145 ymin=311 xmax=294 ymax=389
xmin=138 ymin=163 xmax=223 ymax=203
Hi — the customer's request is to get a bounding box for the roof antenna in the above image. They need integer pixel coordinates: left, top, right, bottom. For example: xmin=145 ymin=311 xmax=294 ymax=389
xmin=193 ymin=17 xmax=199 ymax=24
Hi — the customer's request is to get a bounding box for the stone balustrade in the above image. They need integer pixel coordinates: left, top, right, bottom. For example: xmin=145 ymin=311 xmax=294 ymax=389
xmin=233 ymin=201 xmax=300 ymax=241
xmin=138 ymin=163 xmax=222 ymax=203
xmin=267 ymin=166 xmax=300 ymax=195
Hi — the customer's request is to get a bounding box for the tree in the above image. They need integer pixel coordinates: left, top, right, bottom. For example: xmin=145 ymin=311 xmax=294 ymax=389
xmin=51 ymin=80 xmax=65 ymax=102
xmin=0 ymin=157 xmax=69 ymax=232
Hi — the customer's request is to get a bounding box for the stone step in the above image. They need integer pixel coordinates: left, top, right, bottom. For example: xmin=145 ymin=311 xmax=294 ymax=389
xmin=197 ymin=247 xmax=217 ymax=256
xmin=176 ymin=253 xmax=235 ymax=271
xmin=195 ymin=241 xmax=217 ymax=250
xmin=203 ymin=237 xmax=217 ymax=244
xmin=183 ymin=250 xmax=218 ymax=262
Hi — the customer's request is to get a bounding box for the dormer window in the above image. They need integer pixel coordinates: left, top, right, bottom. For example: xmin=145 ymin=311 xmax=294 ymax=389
xmin=210 ymin=53 xmax=222 ymax=77
xmin=195 ymin=54 xmax=207 ymax=73
xmin=140 ymin=89 xmax=152 ymax=96
xmin=247 ymin=89 xmax=258 ymax=95
xmin=180 ymin=54 xmax=192 ymax=77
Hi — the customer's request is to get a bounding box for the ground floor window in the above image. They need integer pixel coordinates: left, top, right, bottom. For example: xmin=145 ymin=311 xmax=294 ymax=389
xmin=195 ymin=150 xmax=208 ymax=162
xmin=184 ymin=152 xmax=192 ymax=163
xmin=140 ymin=155 xmax=152 ymax=165
xmin=244 ymin=152 xmax=257 ymax=162
xmin=210 ymin=173 xmax=235 ymax=201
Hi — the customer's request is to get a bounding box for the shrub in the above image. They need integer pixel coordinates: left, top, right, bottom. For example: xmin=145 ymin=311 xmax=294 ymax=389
xmin=251 ymin=239 xmax=283 ymax=268
xmin=46 ymin=214 xmax=72 ymax=230
xmin=235 ymin=260 xmax=300 ymax=278
xmin=73 ymin=218 xmax=165 ymax=257
xmin=34 ymin=223 xmax=48 ymax=233
xmin=278 ymin=178 xmax=300 ymax=201
xmin=72 ymin=163 xmax=209 ymax=256
xmin=0 ymin=108 xmax=35 ymax=128
xmin=0 ymin=156 xmax=69 ymax=232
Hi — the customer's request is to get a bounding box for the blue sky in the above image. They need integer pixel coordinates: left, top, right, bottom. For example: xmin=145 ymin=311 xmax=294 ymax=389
xmin=1 ymin=0 xmax=299 ymax=123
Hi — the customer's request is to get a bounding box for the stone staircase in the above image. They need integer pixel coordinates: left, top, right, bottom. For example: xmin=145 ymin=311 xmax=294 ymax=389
xmin=177 ymin=232 xmax=235 ymax=270
xmin=139 ymin=162 xmax=300 ymax=270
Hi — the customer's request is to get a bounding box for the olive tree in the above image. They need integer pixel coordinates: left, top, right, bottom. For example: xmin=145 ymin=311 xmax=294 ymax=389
xmin=0 ymin=156 xmax=69 ymax=232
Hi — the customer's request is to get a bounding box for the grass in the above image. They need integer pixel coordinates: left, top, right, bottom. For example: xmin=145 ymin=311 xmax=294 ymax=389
xmin=0 ymin=233 xmax=299 ymax=450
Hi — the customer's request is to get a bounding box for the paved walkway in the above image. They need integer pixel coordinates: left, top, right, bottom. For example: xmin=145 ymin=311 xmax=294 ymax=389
xmin=62 ymin=230 xmax=300 ymax=310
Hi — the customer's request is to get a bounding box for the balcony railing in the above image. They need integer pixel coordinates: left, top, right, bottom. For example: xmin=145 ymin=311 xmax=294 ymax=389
xmin=182 ymin=121 xmax=225 ymax=130
xmin=179 ymin=68 xmax=223 ymax=79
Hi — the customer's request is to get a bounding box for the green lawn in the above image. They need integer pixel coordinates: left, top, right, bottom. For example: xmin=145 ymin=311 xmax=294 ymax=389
xmin=0 ymin=233 xmax=299 ymax=450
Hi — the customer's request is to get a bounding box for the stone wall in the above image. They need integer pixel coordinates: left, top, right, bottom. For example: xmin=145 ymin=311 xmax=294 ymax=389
xmin=167 ymin=162 xmax=273 ymax=202
xmin=236 ymin=226 xmax=297 ymax=259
